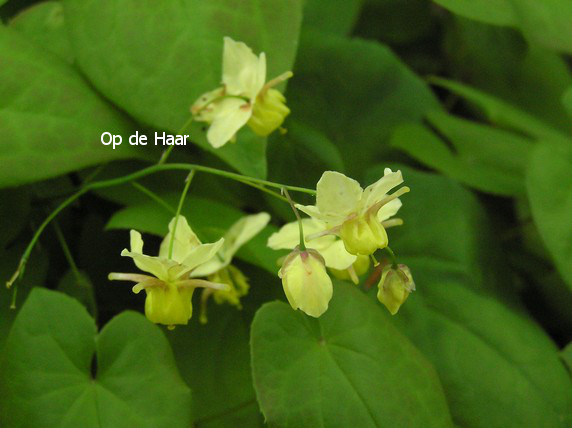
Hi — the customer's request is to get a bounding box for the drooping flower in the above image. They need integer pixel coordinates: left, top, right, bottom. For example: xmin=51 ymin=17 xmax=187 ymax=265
xmin=191 ymin=212 xmax=270 ymax=322
xmin=108 ymin=216 xmax=227 ymax=328
xmin=377 ymin=264 xmax=415 ymax=315
xmin=296 ymin=169 xmax=408 ymax=256
xmin=279 ymin=247 xmax=333 ymax=318
xmin=267 ymin=218 xmax=368 ymax=283
xmin=191 ymin=37 xmax=292 ymax=148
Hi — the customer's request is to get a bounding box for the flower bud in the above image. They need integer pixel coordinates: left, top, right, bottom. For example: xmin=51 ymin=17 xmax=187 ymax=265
xmin=144 ymin=284 xmax=194 ymax=327
xmin=279 ymin=248 xmax=333 ymax=318
xmin=339 ymin=211 xmax=388 ymax=256
xmin=377 ymin=264 xmax=415 ymax=315
xmin=248 ymin=88 xmax=290 ymax=137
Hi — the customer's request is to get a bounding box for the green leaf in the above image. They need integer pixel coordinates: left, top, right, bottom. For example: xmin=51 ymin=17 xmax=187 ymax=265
xmin=168 ymin=304 xmax=262 ymax=427
xmin=354 ymin=0 xmax=435 ymax=46
xmin=9 ymin=1 xmax=73 ymax=62
xmin=563 ymin=87 xmax=572 ymax=118
xmin=433 ymin=0 xmax=516 ymax=26
xmin=0 ymin=25 xmax=140 ymax=188
xmin=0 ymin=288 xmax=192 ymax=428
xmin=288 ymin=31 xmax=440 ymax=178
xmin=526 ymin=142 xmax=572 ymax=290
xmin=303 ymin=0 xmax=364 ymax=35
xmin=62 ymin=0 xmax=304 ymax=178
xmin=430 ymin=77 xmax=566 ymax=142
xmin=106 ymin=195 xmax=279 ymax=275
xmin=435 ymin=0 xmax=572 ymax=54
xmin=250 ymin=281 xmax=454 ymax=427
xmin=391 ymin=121 xmax=530 ymax=196
xmin=562 ymin=343 xmax=572 ymax=375
xmin=0 ymin=188 xmax=29 ymax=248
xmin=444 ymin=19 xmax=572 ymax=134
xmin=393 ymin=258 xmax=572 ymax=427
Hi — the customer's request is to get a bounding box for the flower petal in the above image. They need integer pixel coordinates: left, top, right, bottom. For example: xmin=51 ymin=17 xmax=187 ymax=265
xmin=121 ymin=248 xmax=173 ymax=281
xmin=319 ymin=240 xmax=357 ymax=270
xmin=193 ymin=213 xmax=270 ymax=277
xmin=159 ymin=216 xmax=201 ymax=262
xmin=316 ymin=171 xmax=362 ymax=218
xmin=361 ymin=168 xmax=403 ymax=212
xmin=267 ymin=218 xmax=334 ymax=251
xmin=222 ymin=37 xmax=266 ymax=99
xmin=180 ymin=238 xmax=225 ymax=273
xmin=206 ymin=98 xmax=252 ymax=148
xmin=377 ymin=198 xmax=402 ymax=222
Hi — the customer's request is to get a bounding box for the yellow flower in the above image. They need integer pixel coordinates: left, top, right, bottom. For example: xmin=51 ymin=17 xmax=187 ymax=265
xmin=377 ymin=264 xmax=415 ymax=315
xmin=296 ymin=169 xmax=409 ymax=256
xmin=191 ymin=37 xmax=292 ymax=148
xmin=279 ymin=248 xmax=333 ymax=318
xmin=268 ymin=218 xmax=366 ymax=283
xmin=191 ymin=213 xmax=270 ymax=322
xmin=108 ymin=216 xmax=228 ymax=328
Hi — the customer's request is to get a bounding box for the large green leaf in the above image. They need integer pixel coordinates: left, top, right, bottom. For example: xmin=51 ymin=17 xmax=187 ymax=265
xmin=430 ymin=77 xmax=568 ymax=142
xmin=169 ymin=304 xmax=262 ymax=427
xmin=563 ymin=343 xmax=572 ymax=374
xmin=435 ymin=0 xmax=572 ymax=54
xmin=444 ymin=18 xmax=572 ymax=134
xmin=527 ymin=142 xmax=572 ymax=290
xmin=0 ymin=25 xmax=139 ymax=188
xmin=0 ymin=288 xmax=192 ymax=427
xmin=106 ymin=195 xmax=280 ymax=275
xmin=391 ymin=120 xmax=530 ymax=196
xmin=251 ymin=282 xmax=453 ymax=427
xmin=434 ymin=0 xmax=516 ymax=26
xmin=9 ymin=1 xmax=73 ymax=62
xmin=365 ymin=165 xmax=572 ymax=425
xmin=62 ymin=0 xmax=304 ymax=178
xmin=393 ymin=258 xmax=572 ymax=427
xmin=303 ymin=0 xmax=364 ymax=35
xmin=287 ymin=31 xmax=440 ymax=178
xmin=563 ymin=87 xmax=572 ymax=119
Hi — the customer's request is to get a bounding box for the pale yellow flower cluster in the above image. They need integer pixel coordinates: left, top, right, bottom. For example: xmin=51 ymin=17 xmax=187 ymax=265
xmin=268 ymin=169 xmax=413 ymax=317
xmin=110 ymin=38 xmax=415 ymax=327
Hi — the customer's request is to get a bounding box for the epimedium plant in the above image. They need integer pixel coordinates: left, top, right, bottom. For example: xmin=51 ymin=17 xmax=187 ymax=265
xmin=1 ymin=1 xmax=572 ymax=427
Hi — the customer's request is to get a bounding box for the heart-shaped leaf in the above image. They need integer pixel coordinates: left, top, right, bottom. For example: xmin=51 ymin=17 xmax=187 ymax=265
xmin=0 ymin=288 xmax=192 ymax=428
xmin=250 ymin=282 xmax=454 ymax=427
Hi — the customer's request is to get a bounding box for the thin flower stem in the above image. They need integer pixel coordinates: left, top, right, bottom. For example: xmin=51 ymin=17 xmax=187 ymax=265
xmin=169 ymin=170 xmax=195 ymax=259
xmin=384 ymin=246 xmax=398 ymax=268
xmin=53 ymin=222 xmax=81 ymax=281
xmin=131 ymin=182 xmax=176 ymax=214
xmin=6 ymin=163 xmax=315 ymax=298
xmin=282 ymin=188 xmax=305 ymax=250
xmin=233 ymin=178 xmax=290 ymax=203
xmin=159 ymin=115 xmax=195 ymax=164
